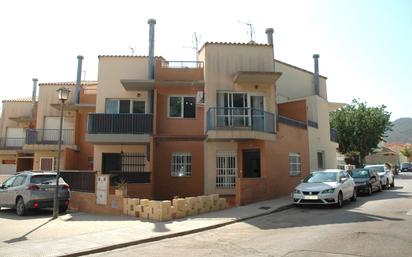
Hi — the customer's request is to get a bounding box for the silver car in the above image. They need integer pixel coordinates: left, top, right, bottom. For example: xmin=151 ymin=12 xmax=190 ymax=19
xmin=364 ymin=164 xmax=395 ymax=189
xmin=0 ymin=171 xmax=70 ymax=216
xmin=293 ymin=169 xmax=357 ymax=208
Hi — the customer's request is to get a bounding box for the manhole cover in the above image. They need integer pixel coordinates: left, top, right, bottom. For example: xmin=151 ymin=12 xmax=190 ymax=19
xmin=259 ymin=206 xmax=271 ymax=210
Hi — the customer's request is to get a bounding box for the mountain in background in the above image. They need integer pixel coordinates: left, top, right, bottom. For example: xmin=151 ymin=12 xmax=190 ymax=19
xmin=385 ymin=118 xmax=412 ymax=143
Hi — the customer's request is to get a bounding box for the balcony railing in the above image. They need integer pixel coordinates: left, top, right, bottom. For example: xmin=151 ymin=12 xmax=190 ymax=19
xmin=87 ymin=113 xmax=153 ymax=134
xmin=0 ymin=137 xmax=25 ymax=149
xmin=25 ymin=129 xmax=74 ymax=145
xmin=207 ymin=107 xmax=275 ymax=133
xmin=330 ymin=128 xmax=338 ymax=143
xmin=160 ymin=61 xmax=204 ymax=69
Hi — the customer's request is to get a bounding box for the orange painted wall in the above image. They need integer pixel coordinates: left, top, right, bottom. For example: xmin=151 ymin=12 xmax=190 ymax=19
xmin=154 ymin=60 xmax=204 ymax=81
xmin=73 ymin=109 xmax=94 ymax=170
xmin=153 ymin=140 xmax=204 ymax=200
xmin=63 ymin=149 xmax=77 ymax=170
xmin=278 ymin=100 xmax=307 ymax=123
xmin=154 ymin=87 xmax=204 ymax=136
xmin=236 ymin=122 xmax=310 ymax=205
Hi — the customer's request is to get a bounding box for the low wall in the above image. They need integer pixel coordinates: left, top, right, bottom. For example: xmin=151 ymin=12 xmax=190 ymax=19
xmin=69 ymin=191 xmax=123 ymax=215
xmin=236 ymin=178 xmax=269 ymax=206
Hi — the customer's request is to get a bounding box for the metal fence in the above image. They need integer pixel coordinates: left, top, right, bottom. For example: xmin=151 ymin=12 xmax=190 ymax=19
xmin=0 ymin=137 xmax=25 ymax=149
xmin=207 ymin=107 xmax=275 ymax=133
xmin=87 ymin=113 xmax=153 ymax=134
xmin=278 ymin=115 xmax=307 ymax=129
xmin=60 ymin=171 xmax=96 ymax=193
xmin=25 ymin=129 xmax=74 ymax=145
xmin=160 ymin=61 xmax=204 ymax=69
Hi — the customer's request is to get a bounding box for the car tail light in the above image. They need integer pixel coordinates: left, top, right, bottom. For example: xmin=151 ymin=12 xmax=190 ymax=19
xmin=33 ymin=202 xmax=39 ymax=208
xmin=62 ymin=184 xmax=70 ymax=190
xmin=27 ymin=184 xmax=40 ymax=190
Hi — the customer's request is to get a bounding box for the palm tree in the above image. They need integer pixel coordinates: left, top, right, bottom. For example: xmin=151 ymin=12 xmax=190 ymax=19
xmin=400 ymin=147 xmax=412 ymax=161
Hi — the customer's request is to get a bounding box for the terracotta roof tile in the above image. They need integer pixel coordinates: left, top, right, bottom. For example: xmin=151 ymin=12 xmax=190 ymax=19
xmin=38 ymin=81 xmax=97 ymax=86
xmin=98 ymin=55 xmax=166 ymax=60
xmin=2 ymin=97 xmax=37 ymax=103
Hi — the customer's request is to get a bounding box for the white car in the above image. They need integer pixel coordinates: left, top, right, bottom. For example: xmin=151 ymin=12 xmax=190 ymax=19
xmin=364 ymin=164 xmax=394 ymax=189
xmin=293 ymin=169 xmax=357 ymax=208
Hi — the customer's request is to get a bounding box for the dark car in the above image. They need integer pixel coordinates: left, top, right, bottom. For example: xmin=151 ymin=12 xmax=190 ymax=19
xmin=400 ymin=163 xmax=412 ymax=172
xmin=349 ymin=168 xmax=382 ymax=195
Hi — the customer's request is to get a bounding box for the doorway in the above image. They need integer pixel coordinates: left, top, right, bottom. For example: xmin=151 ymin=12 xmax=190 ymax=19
xmin=242 ymin=149 xmax=261 ymax=178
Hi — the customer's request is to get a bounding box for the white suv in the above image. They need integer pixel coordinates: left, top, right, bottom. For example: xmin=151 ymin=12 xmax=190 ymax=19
xmin=364 ymin=164 xmax=394 ymax=189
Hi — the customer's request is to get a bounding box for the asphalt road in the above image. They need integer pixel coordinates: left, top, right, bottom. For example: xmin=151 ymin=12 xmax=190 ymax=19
xmin=88 ymin=173 xmax=412 ymax=257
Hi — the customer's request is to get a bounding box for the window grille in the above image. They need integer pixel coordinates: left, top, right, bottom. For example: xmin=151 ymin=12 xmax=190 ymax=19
xmin=171 ymin=152 xmax=192 ymax=177
xmin=289 ymin=152 xmax=301 ymax=176
xmin=216 ymin=151 xmax=237 ymax=188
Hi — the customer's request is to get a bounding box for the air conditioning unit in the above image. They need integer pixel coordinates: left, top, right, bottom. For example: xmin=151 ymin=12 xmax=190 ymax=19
xmin=196 ymin=91 xmax=204 ymax=104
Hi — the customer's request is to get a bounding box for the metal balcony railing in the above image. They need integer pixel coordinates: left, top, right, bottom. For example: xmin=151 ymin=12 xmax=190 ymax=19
xmin=0 ymin=137 xmax=25 ymax=149
xmin=87 ymin=113 xmax=153 ymax=134
xmin=160 ymin=61 xmax=204 ymax=69
xmin=207 ymin=107 xmax=275 ymax=133
xmin=25 ymin=129 xmax=74 ymax=145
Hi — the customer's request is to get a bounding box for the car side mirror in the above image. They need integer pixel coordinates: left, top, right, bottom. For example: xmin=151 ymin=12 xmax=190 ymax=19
xmin=340 ymin=177 xmax=348 ymax=183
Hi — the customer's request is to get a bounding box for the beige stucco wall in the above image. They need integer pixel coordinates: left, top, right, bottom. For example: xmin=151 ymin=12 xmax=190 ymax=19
xmin=94 ymin=144 xmax=151 ymax=173
xmin=33 ymin=150 xmax=63 ymax=170
xmin=0 ymin=101 xmax=33 ymax=137
xmin=96 ymin=57 xmax=149 ymax=113
xmin=36 ymin=85 xmax=76 ymax=129
xmin=275 ymin=61 xmax=327 ymax=101
xmin=204 ymin=141 xmax=237 ymax=195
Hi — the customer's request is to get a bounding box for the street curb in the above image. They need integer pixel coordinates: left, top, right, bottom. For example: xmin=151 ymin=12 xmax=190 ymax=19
xmin=62 ymin=203 xmax=294 ymax=257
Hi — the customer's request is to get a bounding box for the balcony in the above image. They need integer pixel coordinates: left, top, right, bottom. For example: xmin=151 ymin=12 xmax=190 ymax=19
xmin=206 ymin=107 xmax=276 ymax=141
xmin=86 ymin=113 xmax=153 ymax=144
xmin=24 ymin=129 xmax=76 ymax=150
xmin=154 ymin=60 xmax=204 ymax=86
xmin=0 ymin=137 xmax=25 ymax=149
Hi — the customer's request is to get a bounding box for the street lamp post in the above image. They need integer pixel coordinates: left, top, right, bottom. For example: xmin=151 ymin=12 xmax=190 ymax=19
xmin=52 ymin=87 xmax=70 ymax=219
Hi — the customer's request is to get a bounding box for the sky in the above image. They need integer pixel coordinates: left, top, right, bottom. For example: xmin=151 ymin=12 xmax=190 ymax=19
xmin=0 ymin=0 xmax=411 ymax=120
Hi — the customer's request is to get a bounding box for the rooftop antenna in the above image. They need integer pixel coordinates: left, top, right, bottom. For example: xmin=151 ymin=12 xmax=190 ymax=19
xmin=238 ymin=20 xmax=255 ymax=43
xmin=183 ymin=32 xmax=200 ymax=62
xmin=129 ymin=47 xmax=135 ymax=55
xmin=83 ymin=70 xmax=87 ymax=82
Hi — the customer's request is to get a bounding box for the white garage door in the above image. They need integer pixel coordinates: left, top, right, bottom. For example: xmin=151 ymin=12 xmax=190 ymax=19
xmin=6 ymin=128 xmax=25 ymax=147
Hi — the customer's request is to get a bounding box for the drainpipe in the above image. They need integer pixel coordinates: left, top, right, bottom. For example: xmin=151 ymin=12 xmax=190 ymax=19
xmin=313 ymin=54 xmax=320 ymax=96
xmin=147 ymin=19 xmax=156 ymax=114
xmin=265 ymin=27 xmax=278 ymax=132
xmin=31 ymin=78 xmax=38 ymax=119
xmin=75 ymin=55 xmax=84 ymax=104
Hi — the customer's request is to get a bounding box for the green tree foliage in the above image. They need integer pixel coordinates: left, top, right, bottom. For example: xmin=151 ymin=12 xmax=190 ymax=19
xmin=330 ymin=99 xmax=392 ymax=167
xmin=400 ymin=147 xmax=412 ymax=160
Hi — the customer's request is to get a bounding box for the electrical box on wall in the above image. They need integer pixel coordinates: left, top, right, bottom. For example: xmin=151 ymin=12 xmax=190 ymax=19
xmin=96 ymin=175 xmax=109 ymax=205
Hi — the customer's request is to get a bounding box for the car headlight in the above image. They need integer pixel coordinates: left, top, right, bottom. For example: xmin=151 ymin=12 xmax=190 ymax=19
xmin=294 ymin=189 xmax=301 ymax=194
xmin=321 ymin=188 xmax=335 ymax=194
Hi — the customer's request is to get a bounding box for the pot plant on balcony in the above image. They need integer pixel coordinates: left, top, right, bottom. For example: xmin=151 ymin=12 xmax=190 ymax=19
xmin=115 ymin=178 xmax=128 ymax=197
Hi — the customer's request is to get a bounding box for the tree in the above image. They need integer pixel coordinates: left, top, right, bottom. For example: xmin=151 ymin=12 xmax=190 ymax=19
xmin=400 ymin=147 xmax=412 ymax=161
xmin=330 ymin=99 xmax=392 ymax=167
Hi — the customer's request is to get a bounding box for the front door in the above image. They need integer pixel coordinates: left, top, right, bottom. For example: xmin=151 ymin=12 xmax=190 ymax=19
xmin=243 ymin=149 xmax=261 ymax=178
xmin=40 ymin=157 xmax=54 ymax=171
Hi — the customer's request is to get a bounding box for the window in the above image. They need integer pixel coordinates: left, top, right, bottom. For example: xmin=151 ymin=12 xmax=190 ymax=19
xmin=171 ymin=152 xmax=192 ymax=177
xmin=12 ymin=175 xmax=27 ymax=187
xmin=169 ymin=96 xmax=196 ymax=118
xmin=105 ymin=99 xmax=145 ymax=114
xmin=2 ymin=176 xmax=16 ymax=188
xmin=317 ymin=151 xmax=325 ymax=169
xmin=102 ymin=152 xmax=146 ymax=173
xmin=289 ymin=153 xmax=301 ymax=176
xmin=216 ymin=152 xmax=237 ymax=188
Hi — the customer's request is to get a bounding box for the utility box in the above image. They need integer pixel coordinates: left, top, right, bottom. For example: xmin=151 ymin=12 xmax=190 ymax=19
xmin=96 ymin=175 xmax=109 ymax=205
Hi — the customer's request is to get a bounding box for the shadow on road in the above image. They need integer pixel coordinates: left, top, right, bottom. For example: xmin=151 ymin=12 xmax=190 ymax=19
xmin=4 ymin=218 xmax=53 ymax=243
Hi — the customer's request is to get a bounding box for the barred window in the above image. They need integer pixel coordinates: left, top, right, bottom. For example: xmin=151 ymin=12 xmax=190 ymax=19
xmin=171 ymin=152 xmax=192 ymax=177
xmin=289 ymin=152 xmax=301 ymax=176
xmin=216 ymin=151 xmax=237 ymax=188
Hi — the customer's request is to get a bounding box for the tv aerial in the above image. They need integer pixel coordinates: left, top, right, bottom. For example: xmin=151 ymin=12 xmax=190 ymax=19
xmin=238 ymin=20 xmax=255 ymax=43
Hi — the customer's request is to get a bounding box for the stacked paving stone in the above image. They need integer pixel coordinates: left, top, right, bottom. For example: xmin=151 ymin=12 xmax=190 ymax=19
xmin=123 ymin=194 xmax=229 ymax=221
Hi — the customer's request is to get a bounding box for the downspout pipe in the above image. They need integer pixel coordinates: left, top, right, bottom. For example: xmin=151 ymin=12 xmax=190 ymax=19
xmin=265 ymin=27 xmax=278 ymax=132
xmin=75 ymin=55 xmax=84 ymax=104
xmin=313 ymin=54 xmax=320 ymax=96
xmin=31 ymin=78 xmax=38 ymax=119
xmin=147 ymin=19 xmax=156 ymax=114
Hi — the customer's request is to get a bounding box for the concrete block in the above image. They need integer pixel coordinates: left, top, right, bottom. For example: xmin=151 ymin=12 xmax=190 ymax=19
xmin=173 ymin=198 xmax=187 ymax=212
xmin=140 ymin=199 xmax=150 ymax=207
xmin=218 ymin=198 xmax=228 ymax=210
xmin=123 ymin=198 xmax=129 ymax=215
xmin=149 ymin=200 xmax=161 ymax=210
xmin=170 ymin=206 xmax=177 ymax=219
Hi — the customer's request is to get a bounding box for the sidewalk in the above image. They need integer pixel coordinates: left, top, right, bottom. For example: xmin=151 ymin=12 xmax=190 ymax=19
xmin=0 ymin=196 xmax=293 ymax=257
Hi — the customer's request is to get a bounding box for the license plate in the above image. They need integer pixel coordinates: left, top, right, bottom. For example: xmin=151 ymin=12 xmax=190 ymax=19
xmin=304 ymin=195 xmax=318 ymax=200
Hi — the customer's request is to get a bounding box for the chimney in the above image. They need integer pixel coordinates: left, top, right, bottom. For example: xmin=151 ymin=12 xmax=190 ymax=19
xmin=265 ymin=28 xmax=275 ymax=71
xmin=31 ymin=78 xmax=38 ymax=119
xmin=147 ymin=19 xmax=156 ymax=114
xmin=313 ymin=54 xmax=320 ymax=96
xmin=75 ymin=55 xmax=84 ymax=104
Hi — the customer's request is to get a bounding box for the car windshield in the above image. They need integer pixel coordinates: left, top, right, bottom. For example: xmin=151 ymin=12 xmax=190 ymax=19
xmin=30 ymin=175 xmax=65 ymax=184
xmin=365 ymin=165 xmax=384 ymax=173
xmin=349 ymin=169 xmax=369 ymax=178
xmin=303 ymin=172 xmax=338 ymax=183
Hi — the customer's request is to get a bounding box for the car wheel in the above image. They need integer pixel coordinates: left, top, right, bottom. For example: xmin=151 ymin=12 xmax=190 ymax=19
xmin=386 ymin=179 xmax=389 ymax=189
xmin=367 ymin=185 xmax=372 ymax=196
xmin=390 ymin=178 xmax=395 ymax=188
xmin=16 ymin=197 xmax=26 ymax=216
xmin=351 ymin=189 xmax=357 ymax=201
xmin=336 ymin=191 xmax=343 ymax=208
